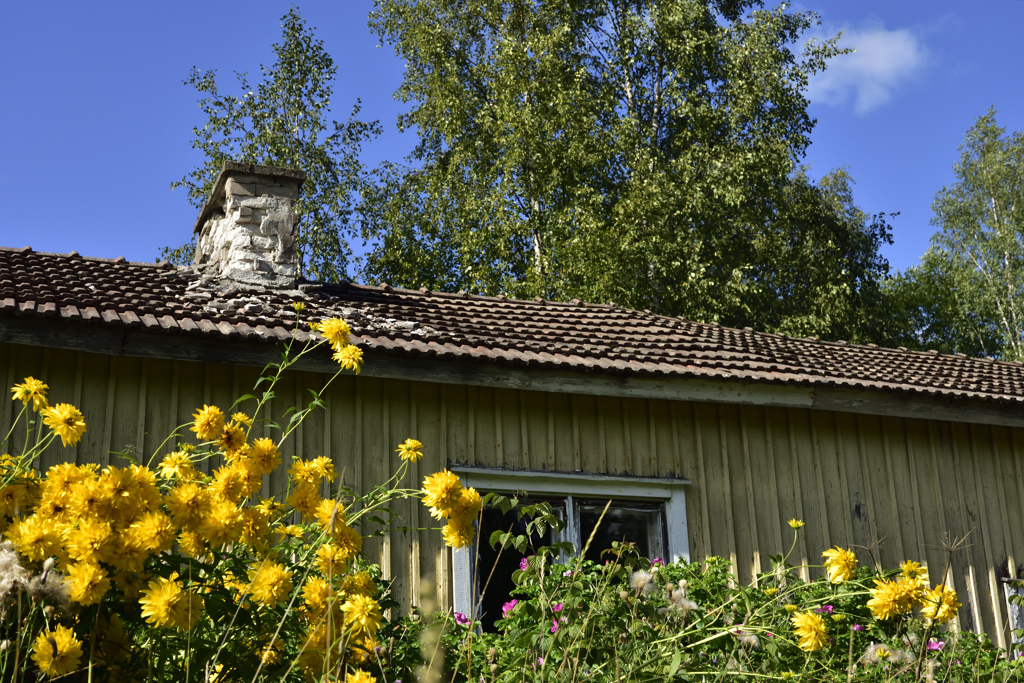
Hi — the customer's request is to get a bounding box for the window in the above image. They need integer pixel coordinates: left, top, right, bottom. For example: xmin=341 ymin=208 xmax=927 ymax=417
xmin=451 ymin=467 xmax=689 ymax=630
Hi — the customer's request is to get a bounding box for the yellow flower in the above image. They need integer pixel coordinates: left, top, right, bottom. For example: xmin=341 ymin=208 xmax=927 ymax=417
xmin=450 ymin=487 xmax=483 ymax=523
xmin=232 ymin=412 xmax=253 ymax=426
xmin=276 ymin=524 xmax=305 ymax=540
xmin=787 ymin=519 xmax=805 ymax=529
xmin=421 ymin=470 xmax=463 ymax=519
xmin=240 ymin=506 xmax=272 ymax=553
xmin=784 ymin=604 xmax=799 ymax=613
xmin=211 ymin=464 xmax=247 ymax=503
xmin=343 ymin=571 xmax=378 ymax=598
xmin=442 ymin=516 xmax=475 ymax=549
xmin=342 ymin=594 xmax=383 ymax=638
xmin=302 ymin=576 xmax=333 ymax=614
xmin=31 ymin=625 xmax=83 ymax=677
xmin=165 ymin=481 xmax=211 ymax=528
xmin=247 ymin=560 xmax=293 ymax=607
xmin=791 ymin=610 xmax=827 ymax=652
xmin=396 ymin=438 xmax=424 ymax=462
xmin=315 ymin=318 xmax=352 ymax=348
xmin=261 ymin=638 xmax=284 ymax=666
xmin=293 ymin=301 xmax=307 ymax=313
xmin=310 ymin=456 xmax=337 ymax=482
xmin=315 ymin=543 xmax=349 ymax=577
xmin=217 ymin=421 xmax=247 ymax=456
xmin=177 ymin=530 xmax=208 ymax=560
xmin=66 ymin=562 xmax=111 ymax=605
xmin=920 ymin=583 xmax=961 ymax=624
xmin=129 ymin=511 xmax=176 ymax=553
xmin=198 ymin=498 xmax=244 ymax=547
xmin=875 ymin=646 xmax=892 ymax=660
xmin=8 ymin=515 xmax=60 ymax=561
xmin=159 ymin=451 xmax=197 ymax=480
xmin=763 ymin=587 xmax=778 ymax=596
xmin=286 ymin=481 xmax=322 ymax=521
xmin=334 ymin=523 xmax=364 ymax=558
xmin=249 ymin=438 xmax=281 ymax=475
xmin=68 ymin=476 xmax=111 ymax=519
xmin=41 ymin=403 xmax=87 ymax=447
xmin=901 ymin=560 xmax=929 ymax=591
xmin=129 ymin=464 xmax=162 ymax=512
xmin=190 ymin=405 xmax=225 ymax=441
xmin=11 ymin=377 xmax=48 ymax=411
xmin=345 ymin=672 xmax=376 ymax=683
xmin=140 ymin=574 xmax=203 ymax=630
xmin=867 ymin=578 xmax=918 ymax=620
xmin=315 ymin=498 xmax=346 ymax=532
xmin=780 ymin=672 xmax=794 ymax=680
xmin=821 ymin=546 xmax=858 ymax=583
xmin=65 ymin=518 xmax=113 ymax=564
xmin=333 ymin=345 xmax=363 ymax=373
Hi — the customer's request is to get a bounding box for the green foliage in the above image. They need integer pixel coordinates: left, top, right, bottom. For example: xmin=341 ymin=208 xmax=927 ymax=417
xmin=407 ymin=531 xmax=1023 ymax=682
xmin=165 ymin=8 xmax=380 ymax=282
xmin=360 ymin=0 xmax=891 ymax=342
xmin=887 ymin=109 xmax=1024 ymax=359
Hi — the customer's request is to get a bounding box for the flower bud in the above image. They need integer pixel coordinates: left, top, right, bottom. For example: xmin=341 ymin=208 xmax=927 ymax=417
xmin=619 ymin=590 xmax=629 ymax=600
xmin=488 ymin=647 xmax=497 ymax=662
xmin=490 ymin=664 xmax=498 ymax=674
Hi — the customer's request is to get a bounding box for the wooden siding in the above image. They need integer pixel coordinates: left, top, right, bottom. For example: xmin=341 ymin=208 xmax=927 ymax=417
xmin=2 ymin=342 xmax=1022 ymax=646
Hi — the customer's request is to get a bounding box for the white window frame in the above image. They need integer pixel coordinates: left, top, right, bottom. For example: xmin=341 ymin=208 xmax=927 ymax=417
xmin=449 ymin=466 xmax=690 ymax=619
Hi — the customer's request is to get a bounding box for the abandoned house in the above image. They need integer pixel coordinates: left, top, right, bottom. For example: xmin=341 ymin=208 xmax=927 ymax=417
xmin=1 ymin=162 xmax=1023 ymax=644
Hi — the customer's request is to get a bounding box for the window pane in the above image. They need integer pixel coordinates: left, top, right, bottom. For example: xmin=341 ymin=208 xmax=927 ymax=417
xmin=577 ymin=502 xmax=664 ymax=565
xmin=476 ymin=498 xmax=563 ymax=632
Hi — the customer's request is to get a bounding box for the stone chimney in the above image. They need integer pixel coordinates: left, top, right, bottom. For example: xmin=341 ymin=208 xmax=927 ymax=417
xmin=192 ymin=161 xmax=306 ymax=288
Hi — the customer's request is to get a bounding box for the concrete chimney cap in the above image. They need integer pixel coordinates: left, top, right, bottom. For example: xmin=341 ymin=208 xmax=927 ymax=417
xmin=192 ymin=160 xmax=307 ymax=234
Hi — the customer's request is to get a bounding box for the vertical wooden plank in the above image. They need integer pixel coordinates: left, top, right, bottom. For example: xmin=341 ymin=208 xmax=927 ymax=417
xmin=493 ymin=388 xmax=504 ymax=468
xmin=647 ymin=399 xmax=659 ymax=478
xmin=968 ymin=424 xmax=1007 ymax=648
xmin=468 ymin=386 xmax=477 ymax=464
xmin=688 ymin=402 xmax=711 ymax=561
xmin=620 ymin=397 xmax=631 ymax=474
xmin=879 ymin=418 xmax=907 ymax=558
xmin=519 ymin=391 xmax=530 ymax=469
xmin=576 ymin=395 xmax=600 ymax=474
xmin=134 ymin=358 xmax=148 ymax=463
xmin=571 ymin=395 xmax=581 ymax=472
xmin=947 ymin=422 xmax=985 ymax=633
xmin=545 ymin=393 xmax=555 ymax=471
xmin=830 ymin=413 xmax=856 ymax=547
xmin=853 ymin=415 xmax=883 ymax=570
xmin=786 ymin=409 xmax=810 ymax=581
xmin=716 ymin=405 xmax=739 ymax=580
xmin=808 ymin=412 xmax=832 ymax=556
xmin=761 ymin=410 xmax=785 ymax=558
xmin=738 ymin=407 xmax=762 ymax=580
xmin=989 ymin=426 xmax=1018 ymax=582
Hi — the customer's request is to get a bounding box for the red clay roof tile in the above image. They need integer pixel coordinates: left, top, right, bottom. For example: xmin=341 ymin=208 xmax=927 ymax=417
xmin=3 ymin=246 xmax=1024 ymax=405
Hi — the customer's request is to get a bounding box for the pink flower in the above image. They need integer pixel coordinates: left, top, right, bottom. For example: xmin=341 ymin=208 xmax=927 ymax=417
xmin=563 ymin=569 xmax=572 ymax=576
xmin=551 ymin=618 xmax=559 ymax=633
xmin=652 ymin=558 xmax=665 ymax=567
xmin=852 ymin=624 xmax=864 ymax=632
xmin=553 ymin=603 xmax=564 ymax=612
xmin=454 ymin=612 xmax=469 ymax=625
xmin=927 ymin=639 xmax=945 ymax=651
xmin=502 ymin=599 xmax=518 ymax=618
xmin=520 ymin=557 xmax=530 ymax=571
xmin=815 ymin=604 xmax=834 ymax=614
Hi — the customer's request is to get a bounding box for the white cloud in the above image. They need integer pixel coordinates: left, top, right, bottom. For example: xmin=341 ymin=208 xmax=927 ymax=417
xmin=807 ymin=25 xmax=927 ymax=115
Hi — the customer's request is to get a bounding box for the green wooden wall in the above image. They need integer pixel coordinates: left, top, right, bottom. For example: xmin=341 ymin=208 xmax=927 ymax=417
xmin=2 ymin=342 xmax=1022 ymax=646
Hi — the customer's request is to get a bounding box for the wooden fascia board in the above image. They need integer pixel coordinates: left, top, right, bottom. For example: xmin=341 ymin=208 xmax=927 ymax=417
xmin=3 ymin=315 xmax=1023 ymax=429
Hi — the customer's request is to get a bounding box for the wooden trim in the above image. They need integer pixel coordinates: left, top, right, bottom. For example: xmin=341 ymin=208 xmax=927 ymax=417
xmin=5 ymin=317 xmax=1024 ymax=428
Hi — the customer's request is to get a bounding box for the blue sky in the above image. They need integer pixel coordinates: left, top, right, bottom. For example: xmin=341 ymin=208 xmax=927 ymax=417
xmin=2 ymin=1 xmax=1022 ymax=274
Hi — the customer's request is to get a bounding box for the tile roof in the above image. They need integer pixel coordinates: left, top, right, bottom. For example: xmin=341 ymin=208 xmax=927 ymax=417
xmin=2 ymin=246 xmax=1024 ymax=405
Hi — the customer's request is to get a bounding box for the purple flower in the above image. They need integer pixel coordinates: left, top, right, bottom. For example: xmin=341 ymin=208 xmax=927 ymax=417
xmin=852 ymin=624 xmax=864 ymax=632
xmin=553 ymin=603 xmax=564 ymax=612
xmin=520 ymin=557 xmax=530 ymax=571
xmin=563 ymin=569 xmax=572 ymax=576
xmin=551 ymin=618 xmax=559 ymax=633
xmin=652 ymin=557 xmax=665 ymax=567
xmin=927 ymin=639 xmax=945 ymax=651
xmin=815 ymin=604 xmax=834 ymax=614
xmin=502 ymin=599 xmax=518 ymax=618
xmin=767 ymin=632 xmax=775 ymax=638
xmin=454 ymin=612 xmax=470 ymax=625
